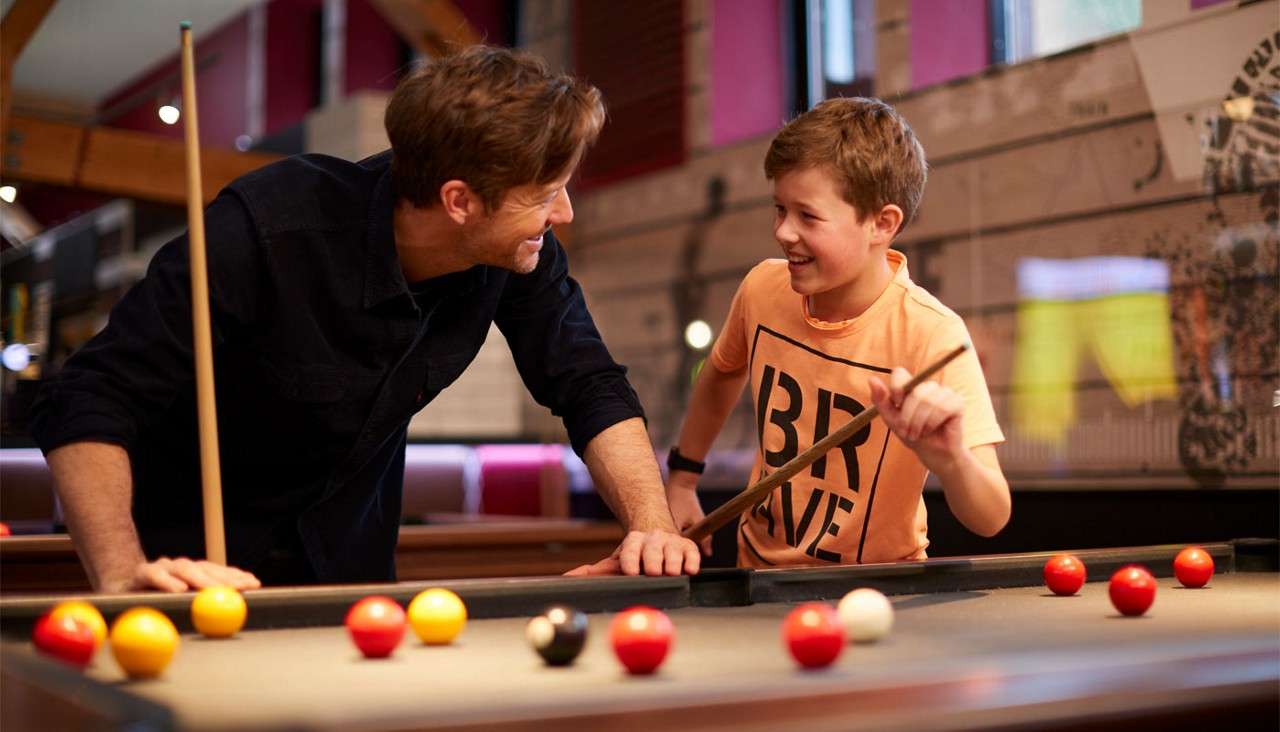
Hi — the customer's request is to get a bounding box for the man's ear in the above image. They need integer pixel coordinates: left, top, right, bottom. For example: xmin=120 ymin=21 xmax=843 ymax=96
xmin=439 ymin=180 xmax=479 ymax=225
xmin=872 ymin=204 xmax=905 ymax=244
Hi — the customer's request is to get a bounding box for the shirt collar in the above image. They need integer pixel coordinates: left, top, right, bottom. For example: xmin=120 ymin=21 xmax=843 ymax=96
xmin=362 ymin=152 xmax=489 ymax=310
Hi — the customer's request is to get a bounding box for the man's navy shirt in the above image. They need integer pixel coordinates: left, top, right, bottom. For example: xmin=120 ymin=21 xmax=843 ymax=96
xmin=30 ymin=151 xmax=644 ymax=583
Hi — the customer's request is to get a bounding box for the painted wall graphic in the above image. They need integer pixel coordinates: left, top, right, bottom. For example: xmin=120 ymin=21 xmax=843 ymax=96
xmin=1141 ymin=32 xmax=1280 ymax=487
xmin=1010 ymin=257 xmax=1178 ymax=448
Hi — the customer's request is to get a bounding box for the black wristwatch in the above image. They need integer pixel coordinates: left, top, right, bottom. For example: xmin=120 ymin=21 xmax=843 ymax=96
xmin=667 ymin=447 xmax=706 ymax=475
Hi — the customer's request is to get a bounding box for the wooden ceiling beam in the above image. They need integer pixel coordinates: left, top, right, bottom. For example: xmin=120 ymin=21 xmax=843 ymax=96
xmin=1 ymin=0 xmax=58 ymax=162
xmin=369 ymin=0 xmax=482 ymax=58
xmin=0 ymin=0 xmax=56 ymax=65
xmin=1 ymin=115 xmax=280 ymax=205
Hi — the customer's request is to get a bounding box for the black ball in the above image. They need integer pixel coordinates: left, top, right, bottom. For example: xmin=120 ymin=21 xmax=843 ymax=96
xmin=526 ymin=604 xmax=587 ymax=666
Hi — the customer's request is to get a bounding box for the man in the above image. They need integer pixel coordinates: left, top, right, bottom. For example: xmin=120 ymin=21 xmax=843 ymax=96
xmin=30 ymin=46 xmax=699 ymax=593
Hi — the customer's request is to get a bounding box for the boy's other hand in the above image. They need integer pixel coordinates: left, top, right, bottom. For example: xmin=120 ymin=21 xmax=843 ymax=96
xmin=666 ymin=473 xmax=712 ymax=556
xmin=869 ymin=367 xmax=966 ymax=470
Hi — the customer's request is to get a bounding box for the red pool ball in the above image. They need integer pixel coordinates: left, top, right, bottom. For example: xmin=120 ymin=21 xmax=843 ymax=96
xmin=345 ymin=596 xmax=406 ymax=658
xmin=1174 ymin=547 xmax=1214 ymax=588
xmin=1043 ymin=554 xmax=1086 ymax=596
xmin=609 ymin=606 xmax=673 ymax=675
xmin=32 ymin=612 xmax=96 ymax=668
xmin=0 ymin=521 xmax=11 ymax=536
xmin=1109 ymin=566 xmax=1157 ymax=616
xmin=782 ymin=603 xmax=845 ymax=669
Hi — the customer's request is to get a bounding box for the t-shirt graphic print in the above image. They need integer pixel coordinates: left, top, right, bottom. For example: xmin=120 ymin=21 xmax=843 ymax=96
xmin=708 ymin=251 xmax=1004 ymax=568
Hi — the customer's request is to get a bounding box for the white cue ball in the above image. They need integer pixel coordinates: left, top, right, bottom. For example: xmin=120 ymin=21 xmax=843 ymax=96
xmin=837 ymin=588 xmax=893 ymax=643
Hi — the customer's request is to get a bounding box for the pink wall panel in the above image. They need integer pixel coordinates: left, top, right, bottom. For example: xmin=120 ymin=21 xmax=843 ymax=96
xmin=345 ymin=0 xmax=403 ymax=95
xmin=711 ymin=0 xmax=785 ymax=147
xmin=266 ymin=0 xmax=323 ymax=135
xmin=455 ymin=0 xmax=510 ymax=45
xmin=99 ymin=14 xmax=251 ymax=148
xmin=909 ymin=0 xmax=989 ymax=90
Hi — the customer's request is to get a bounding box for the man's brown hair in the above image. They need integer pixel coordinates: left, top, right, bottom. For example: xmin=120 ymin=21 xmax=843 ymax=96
xmin=385 ymin=45 xmax=606 ymax=210
xmin=764 ymin=97 xmax=927 ymax=235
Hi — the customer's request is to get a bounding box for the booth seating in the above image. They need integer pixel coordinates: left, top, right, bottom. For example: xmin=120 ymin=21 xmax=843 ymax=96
xmin=475 ymin=444 xmax=570 ymax=518
xmin=0 ymin=445 xmax=620 ymax=593
xmin=0 ymin=444 xmax=582 ymax=531
xmin=0 ymin=449 xmax=58 ymax=533
xmin=400 ymin=445 xmax=478 ymax=519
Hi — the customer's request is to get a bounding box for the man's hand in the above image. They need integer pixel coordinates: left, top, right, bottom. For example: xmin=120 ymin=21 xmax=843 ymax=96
xmin=102 ymin=558 xmax=262 ymax=594
xmin=869 ymin=367 xmax=966 ymax=471
xmin=666 ymin=472 xmax=711 ymax=556
xmin=565 ymin=529 xmax=700 ymax=577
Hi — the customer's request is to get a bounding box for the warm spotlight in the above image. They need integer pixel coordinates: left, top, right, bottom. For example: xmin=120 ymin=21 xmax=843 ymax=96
xmin=1221 ymin=96 xmax=1254 ymax=122
xmin=684 ymin=320 xmax=713 ymax=350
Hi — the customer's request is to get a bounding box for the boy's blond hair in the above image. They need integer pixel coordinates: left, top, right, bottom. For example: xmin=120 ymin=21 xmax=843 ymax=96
xmin=764 ymin=97 xmax=927 ymax=235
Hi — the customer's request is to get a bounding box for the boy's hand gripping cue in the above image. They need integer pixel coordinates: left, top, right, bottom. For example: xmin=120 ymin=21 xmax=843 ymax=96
xmin=682 ymin=342 xmax=971 ymax=544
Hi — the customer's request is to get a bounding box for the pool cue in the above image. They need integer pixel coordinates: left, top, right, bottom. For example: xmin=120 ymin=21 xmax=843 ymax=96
xmin=180 ymin=21 xmax=227 ymax=565
xmin=682 ymin=342 xmax=971 ymax=544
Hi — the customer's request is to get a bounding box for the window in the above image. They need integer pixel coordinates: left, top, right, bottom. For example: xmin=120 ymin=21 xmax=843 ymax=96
xmin=992 ymin=0 xmax=1141 ymax=64
xmin=797 ymin=0 xmax=876 ymax=110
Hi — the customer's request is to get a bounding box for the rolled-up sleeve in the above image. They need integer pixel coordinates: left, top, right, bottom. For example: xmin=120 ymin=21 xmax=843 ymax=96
xmin=29 ymin=194 xmax=262 ymax=454
xmin=495 ymin=233 xmax=645 ymax=456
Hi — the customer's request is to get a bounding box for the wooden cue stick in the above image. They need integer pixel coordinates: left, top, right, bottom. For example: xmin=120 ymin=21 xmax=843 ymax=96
xmin=683 ymin=342 xmax=971 ymax=543
xmin=180 ymin=21 xmax=227 ymax=565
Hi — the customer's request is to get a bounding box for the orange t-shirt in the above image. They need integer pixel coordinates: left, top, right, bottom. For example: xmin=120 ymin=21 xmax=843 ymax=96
xmin=708 ymin=250 xmax=1004 ymax=568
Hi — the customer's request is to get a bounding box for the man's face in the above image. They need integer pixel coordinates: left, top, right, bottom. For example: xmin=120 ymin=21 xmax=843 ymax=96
xmin=468 ymin=174 xmax=575 ymax=274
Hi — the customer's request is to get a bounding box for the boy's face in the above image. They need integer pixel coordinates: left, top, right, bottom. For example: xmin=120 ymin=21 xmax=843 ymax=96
xmin=772 ymin=166 xmax=886 ymax=300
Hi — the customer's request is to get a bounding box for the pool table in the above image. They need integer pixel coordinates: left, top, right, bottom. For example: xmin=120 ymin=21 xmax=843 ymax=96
xmin=2 ymin=540 xmax=1276 ymax=731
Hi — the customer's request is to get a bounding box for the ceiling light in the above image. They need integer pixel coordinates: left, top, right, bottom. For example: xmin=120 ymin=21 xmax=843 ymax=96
xmin=158 ymin=104 xmax=181 ymax=125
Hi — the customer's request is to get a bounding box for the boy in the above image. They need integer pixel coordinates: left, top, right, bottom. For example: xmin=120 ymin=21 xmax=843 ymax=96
xmin=666 ymin=98 xmax=1010 ymax=567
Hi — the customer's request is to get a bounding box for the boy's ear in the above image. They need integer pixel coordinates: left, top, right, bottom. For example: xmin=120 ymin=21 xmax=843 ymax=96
xmin=872 ymin=204 xmax=905 ymax=244
xmin=439 ymin=180 xmax=480 ymax=225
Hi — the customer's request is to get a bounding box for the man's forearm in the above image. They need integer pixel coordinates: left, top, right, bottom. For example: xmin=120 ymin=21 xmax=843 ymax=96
xmin=582 ymin=418 xmax=677 ymax=533
xmin=46 ymin=442 xmax=148 ymax=591
xmin=932 ymin=445 xmax=1010 ymax=537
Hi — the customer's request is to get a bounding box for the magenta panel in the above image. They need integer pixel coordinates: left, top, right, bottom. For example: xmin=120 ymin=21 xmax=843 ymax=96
xmin=711 ymin=0 xmax=785 ymax=147
xmin=98 ymin=13 xmax=251 ymax=148
xmin=266 ymin=0 xmax=323 ymax=136
xmin=909 ymin=0 xmax=989 ymax=90
xmin=345 ymin=0 xmax=403 ymax=95
xmin=1191 ymin=0 xmax=1232 ymax=8
xmin=475 ymin=444 xmax=565 ymax=517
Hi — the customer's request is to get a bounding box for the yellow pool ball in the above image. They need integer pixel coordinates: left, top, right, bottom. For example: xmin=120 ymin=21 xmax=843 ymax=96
xmin=50 ymin=600 xmax=108 ymax=648
xmin=110 ymin=607 xmax=179 ymax=679
xmin=407 ymin=588 xmax=466 ymax=645
xmin=191 ymin=586 xmax=247 ymax=638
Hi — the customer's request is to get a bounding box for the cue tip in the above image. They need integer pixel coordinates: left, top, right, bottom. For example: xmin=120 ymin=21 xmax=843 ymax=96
xmin=180 ymin=20 xmax=192 ymax=30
